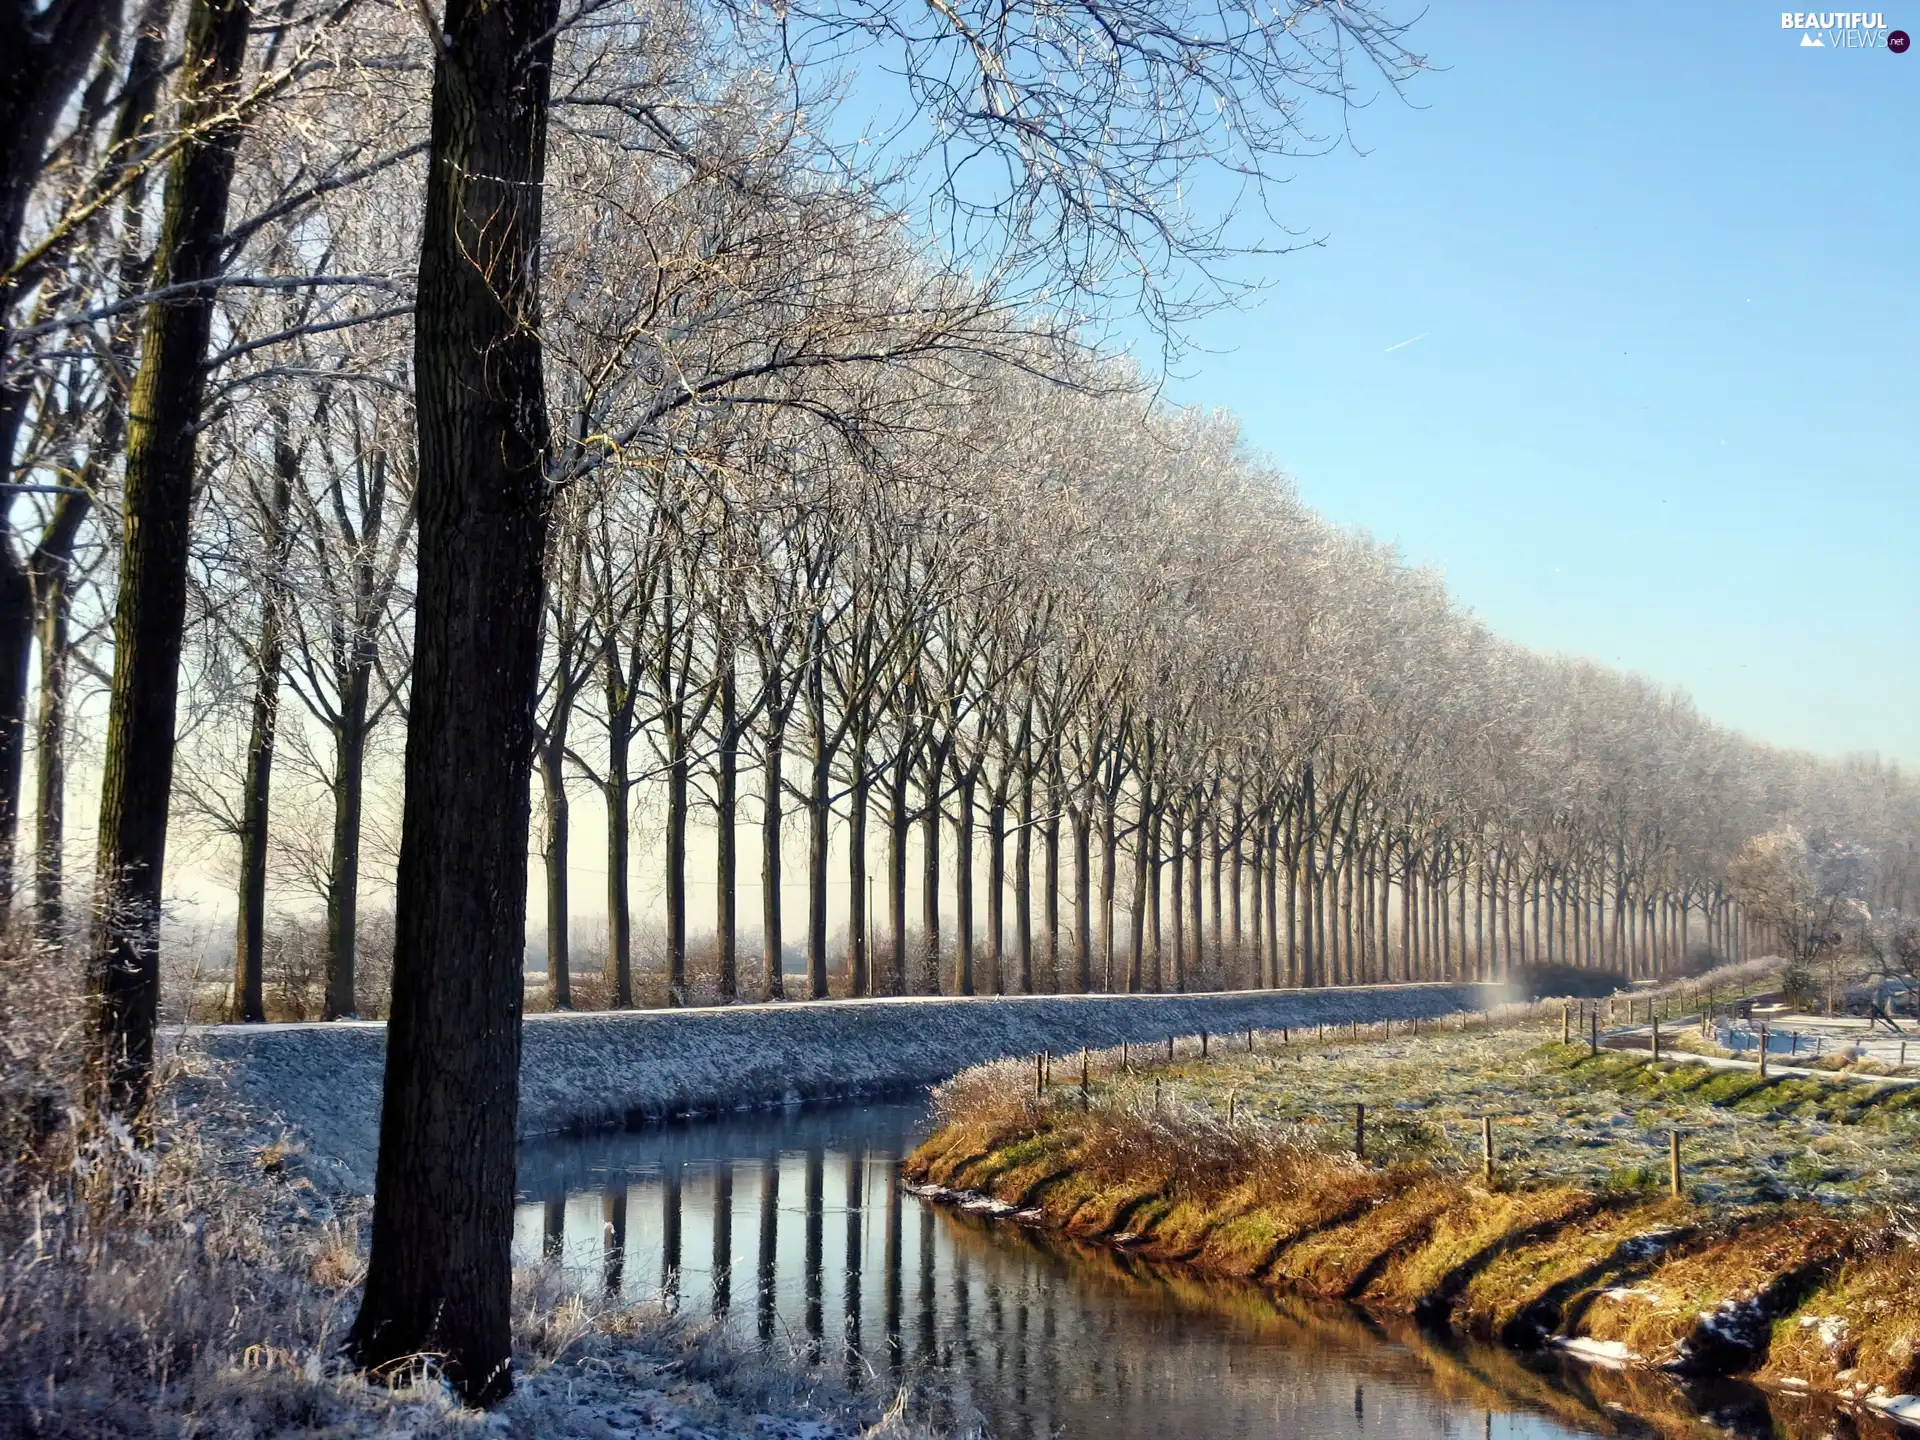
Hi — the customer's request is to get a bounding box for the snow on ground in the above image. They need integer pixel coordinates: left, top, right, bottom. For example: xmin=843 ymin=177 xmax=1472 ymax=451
xmin=181 ymin=985 xmax=1496 ymax=1190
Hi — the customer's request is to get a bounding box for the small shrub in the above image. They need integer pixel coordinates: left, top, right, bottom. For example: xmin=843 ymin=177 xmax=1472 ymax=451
xmin=1781 ymin=961 xmax=1819 ymax=1010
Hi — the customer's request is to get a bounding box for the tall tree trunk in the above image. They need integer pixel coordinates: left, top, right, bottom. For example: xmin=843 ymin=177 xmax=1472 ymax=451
xmin=1014 ymin=762 xmax=1033 ymax=993
xmin=1099 ymin=788 xmax=1117 ymax=991
xmin=1208 ymin=804 xmax=1224 ymax=968
xmin=1249 ymin=808 xmax=1265 ymax=985
xmin=760 ymin=720 xmax=785 ymax=1000
xmin=954 ymin=767 xmax=975 ymax=996
xmin=31 ymin=492 xmax=89 ymax=943
xmin=1229 ymin=793 xmax=1244 ymax=972
xmin=1300 ymin=769 xmax=1318 ymax=987
xmin=0 ymin=555 xmax=32 ymax=922
xmin=1043 ymin=772 xmax=1062 ymax=992
xmin=715 ymin=655 xmax=737 ymax=1002
xmin=1070 ymin=799 xmax=1091 ymax=992
xmin=1147 ymin=801 xmax=1165 ymax=991
xmin=985 ymin=774 xmax=1006 ymax=994
xmin=1128 ymin=790 xmax=1148 ymax=993
xmin=602 ymin=718 xmax=631 ymax=1008
xmin=1283 ymin=810 xmax=1299 ymax=986
xmin=664 ymin=701 xmax=688 ymax=1004
xmin=1169 ymin=805 xmax=1185 ymax=991
xmin=1266 ymin=814 xmax=1282 ymax=987
xmin=28 ymin=0 xmax=166 ymax=944
xmin=847 ymin=752 xmax=870 ymax=995
xmin=1339 ymin=843 xmax=1356 ymax=986
xmin=1188 ymin=805 xmax=1204 ymax=989
xmin=349 ymin=0 xmax=560 ymax=1400
xmin=805 ymin=670 xmax=830 ymax=1000
xmin=0 ymin=0 xmax=118 ymax=926
xmin=921 ymin=753 xmax=940 ymax=994
xmin=540 ymin=738 xmax=571 ymax=1009
xmin=232 ymin=429 xmax=295 ymax=1023
xmin=90 ymin=0 xmax=252 ymax=1116
xmin=323 ymin=678 xmax=370 ymax=1019
xmin=888 ymin=752 xmax=909 ymax=996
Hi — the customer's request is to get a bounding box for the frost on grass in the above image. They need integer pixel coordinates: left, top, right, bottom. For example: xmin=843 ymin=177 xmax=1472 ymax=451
xmin=0 ymin=939 xmax=967 ymax=1440
xmin=911 ymin=1003 xmax=1920 ymax=1411
xmin=1050 ymin=1022 xmax=1920 ymax=1210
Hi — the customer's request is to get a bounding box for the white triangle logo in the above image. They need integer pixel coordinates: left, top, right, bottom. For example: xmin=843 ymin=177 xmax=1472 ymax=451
xmin=1800 ymin=31 xmax=1824 ymax=44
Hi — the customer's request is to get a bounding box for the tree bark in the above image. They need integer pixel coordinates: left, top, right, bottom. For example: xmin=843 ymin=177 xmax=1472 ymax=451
xmin=1147 ymin=800 xmax=1165 ymax=991
xmin=1187 ymin=805 xmax=1203 ymax=988
xmin=887 ymin=751 xmax=910 ymax=996
xmin=323 ymin=672 xmax=369 ymax=1019
xmin=232 ymin=423 xmax=296 ymax=1023
xmin=1208 ymin=803 xmax=1224 ymax=970
xmin=1127 ymin=789 xmax=1147 ymax=992
xmin=1070 ymin=798 xmax=1092 ymax=992
xmin=1099 ymin=787 xmax=1117 ymax=991
xmin=954 ymin=765 xmax=975 ymax=995
xmin=1043 ymin=771 xmax=1062 ymax=992
xmin=849 ymin=752 xmax=871 ymax=995
xmin=0 ymin=0 xmax=119 ymax=922
xmin=89 ymin=0 xmax=252 ymax=1116
xmin=30 ymin=491 xmax=90 ymax=943
xmin=985 ymin=771 xmax=1006 ymax=994
xmin=715 ymin=652 xmax=737 ymax=1002
xmin=805 ymin=662 xmax=830 ymax=999
xmin=539 ymin=737 xmax=571 ymax=1009
xmin=920 ymin=751 xmax=941 ymax=994
xmin=348 ymin=0 xmax=559 ymax=1401
xmin=602 ymin=707 xmax=632 ymax=1007
xmin=1014 ymin=761 xmax=1033 ymax=993
xmin=1169 ymin=803 xmax=1185 ymax=991
xmin=760 ymin=722 xmax=786 ymax=1000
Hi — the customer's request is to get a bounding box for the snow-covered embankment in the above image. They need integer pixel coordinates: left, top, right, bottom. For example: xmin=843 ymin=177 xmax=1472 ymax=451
xmin=190 ymin=982 xmax=1498 ymax=1189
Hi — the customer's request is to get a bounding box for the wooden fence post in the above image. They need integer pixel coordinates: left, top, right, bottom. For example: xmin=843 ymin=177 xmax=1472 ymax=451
xmin=1669 ymin=1130 xmax=1682 ymax=1199
xmin=1355 ymin=1103 xmax=1366 ymax=1161
xmin=1482 ymin=1115 xmax=1495 ymax=1186
xmin=1652 ymin=1017 xmax=1661 ymax=1062
xmin=1201 ymin=1030 xmax=1209 ymax=1059
xmin=1758 ymin=1024 xmax=1768 ymax=1078
xmin=1562 ymin=1004 xmax=1570 ymax=1045
xmin=1590 ymin=1006 xmax=1599 ymax=1057
xmin=1035 ymin=1053 xmax=1044 ymax=1096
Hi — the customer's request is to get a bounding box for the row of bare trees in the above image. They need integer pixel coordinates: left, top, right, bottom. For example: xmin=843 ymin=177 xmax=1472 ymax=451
xmin=501 ymin=389 xmax=1917 ymax=1011
xmin=4 ymin=0 xmax=1913 ymax=1404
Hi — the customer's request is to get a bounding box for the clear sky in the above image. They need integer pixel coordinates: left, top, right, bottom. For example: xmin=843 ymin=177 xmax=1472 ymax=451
xmin=1150 ymin=2 xmax=1918 ymax=766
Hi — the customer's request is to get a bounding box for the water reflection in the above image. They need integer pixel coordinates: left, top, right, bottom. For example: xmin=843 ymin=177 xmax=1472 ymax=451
xmin=514 ymin=1102 xmax=1895 ymax=1440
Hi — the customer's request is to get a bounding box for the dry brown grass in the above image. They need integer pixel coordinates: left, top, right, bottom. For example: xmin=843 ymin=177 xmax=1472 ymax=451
xmin=0 ymin=930 xmax=966 ymax=1438
xmin=1758 ymin=1218 xmax=1920 ymax=1398
xmin=909 ymin=1043 xmax=1920 ymax=1408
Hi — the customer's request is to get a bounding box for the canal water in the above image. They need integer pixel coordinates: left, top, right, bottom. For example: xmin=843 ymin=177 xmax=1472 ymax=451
xmin=513 ymin=1099 xmax=1885 ymax=1440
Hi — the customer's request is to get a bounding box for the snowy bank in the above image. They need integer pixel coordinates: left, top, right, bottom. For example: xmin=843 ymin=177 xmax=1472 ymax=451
xmin=186 ymin=983 xmax=1497 ymax=1188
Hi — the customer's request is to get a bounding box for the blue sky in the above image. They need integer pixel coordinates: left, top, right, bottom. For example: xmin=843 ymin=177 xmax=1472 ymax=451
xmin=1142 ymin=3 xmax=1918 ymax=765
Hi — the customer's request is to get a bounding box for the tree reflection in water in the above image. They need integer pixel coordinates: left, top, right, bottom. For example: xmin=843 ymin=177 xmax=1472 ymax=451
xmin=515 ymin=1100 xmax=1896 ymax=1440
